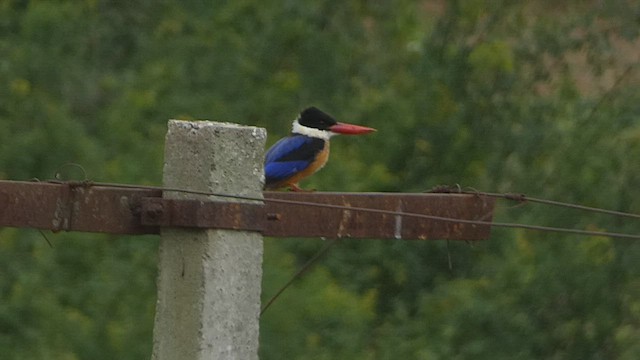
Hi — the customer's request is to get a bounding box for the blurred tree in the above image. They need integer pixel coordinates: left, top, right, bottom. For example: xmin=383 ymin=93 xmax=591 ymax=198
xmin=0 ymin=0 xmax=639 ymax=359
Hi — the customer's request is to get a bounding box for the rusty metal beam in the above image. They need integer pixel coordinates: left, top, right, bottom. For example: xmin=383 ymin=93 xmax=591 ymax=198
xmin=263 ymin=192 xmax=494 ymax=241
xmin=0 ymin=180 xmax=495 ymax=240
xmin=0 ymin=180 xmax=160 ymax=234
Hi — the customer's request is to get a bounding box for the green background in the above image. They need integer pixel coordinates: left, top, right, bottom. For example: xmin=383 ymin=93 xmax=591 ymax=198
xmin=1 ymin=0 xmax=639 ymax=359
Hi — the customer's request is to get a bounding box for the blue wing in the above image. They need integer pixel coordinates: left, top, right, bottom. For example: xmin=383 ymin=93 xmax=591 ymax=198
xmin=264 ymin=135 xmax=323 ymax=184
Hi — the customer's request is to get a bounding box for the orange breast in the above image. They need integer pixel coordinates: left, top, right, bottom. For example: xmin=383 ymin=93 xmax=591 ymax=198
xmin=268 ymin=142 xmax=330 ymax=189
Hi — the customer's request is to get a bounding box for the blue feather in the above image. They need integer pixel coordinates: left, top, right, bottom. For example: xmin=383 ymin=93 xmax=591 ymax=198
xmin=264 ymin=135 xmax=322 ymax=184
xmin=265 ymin=136 xmax=311 ymax=163
xmin=265 ymin=161 xmax=310 ymax=182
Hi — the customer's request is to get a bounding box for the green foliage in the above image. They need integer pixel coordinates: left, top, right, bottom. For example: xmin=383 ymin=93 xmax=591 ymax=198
xmin=1 ymin=0 xmax=639 ymax=358
xmin=261 ymin=239 xmax=376 ymax=359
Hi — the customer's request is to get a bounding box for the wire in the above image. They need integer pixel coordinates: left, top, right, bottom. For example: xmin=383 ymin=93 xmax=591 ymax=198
xmin=47 ymin=180 xmax=640 ymax=240
xmin=585 ymin=64 xmax=636 ymax=123
xmin=260 ymin=239 xmax=338 ymax=316
xmin=463 ymin=190 xmax=640 ymax=220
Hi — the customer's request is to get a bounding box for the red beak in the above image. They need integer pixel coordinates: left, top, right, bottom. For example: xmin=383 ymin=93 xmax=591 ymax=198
xmin=329 ymin=122 xmax=376 ymax=135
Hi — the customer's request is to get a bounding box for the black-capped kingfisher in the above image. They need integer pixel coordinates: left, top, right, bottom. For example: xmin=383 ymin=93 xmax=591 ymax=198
xmin=264 ymin=107 xmax=376 ymax=191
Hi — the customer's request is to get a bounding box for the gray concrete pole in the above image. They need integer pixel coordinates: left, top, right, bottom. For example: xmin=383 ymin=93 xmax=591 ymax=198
xmin=152 ymin=120 xmax=266 ymax=360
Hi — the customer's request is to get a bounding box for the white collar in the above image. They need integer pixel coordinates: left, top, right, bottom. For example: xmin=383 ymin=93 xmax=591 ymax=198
xmin=291 ymin=119 xmax=334 ymax=140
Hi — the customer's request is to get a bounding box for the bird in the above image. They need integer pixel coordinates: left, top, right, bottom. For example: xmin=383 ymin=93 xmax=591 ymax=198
xmin=264 ymin=107 xmax=376 ymax=191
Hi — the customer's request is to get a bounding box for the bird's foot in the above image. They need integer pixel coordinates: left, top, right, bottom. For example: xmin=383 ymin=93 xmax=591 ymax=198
xmin=289 ymin=184 xmax=316 ymax=192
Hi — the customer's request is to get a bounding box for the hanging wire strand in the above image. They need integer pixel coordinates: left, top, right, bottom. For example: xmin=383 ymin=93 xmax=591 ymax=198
xmin=46 ymin=180 xmax=640 ymax=240
xmin=260 ymin=239 xmax=339 ymax=316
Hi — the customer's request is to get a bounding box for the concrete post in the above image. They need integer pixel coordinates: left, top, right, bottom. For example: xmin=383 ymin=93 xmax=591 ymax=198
xmin=152 ymin=120 xmax=266 ymax=360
